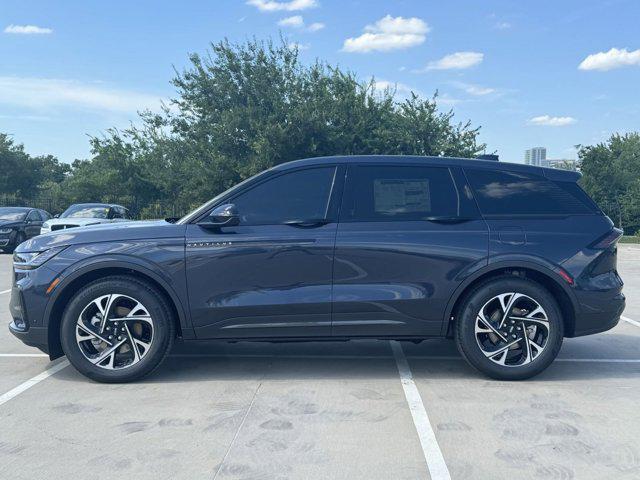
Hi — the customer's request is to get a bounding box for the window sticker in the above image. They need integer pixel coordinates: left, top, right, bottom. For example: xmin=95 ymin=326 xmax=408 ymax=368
xmin=373 ymin=179 xmax=431 ymax=214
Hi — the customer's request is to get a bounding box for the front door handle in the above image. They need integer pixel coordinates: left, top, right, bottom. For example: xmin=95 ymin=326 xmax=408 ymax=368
xmin=283 ymin=219 xmax=329 ymax=228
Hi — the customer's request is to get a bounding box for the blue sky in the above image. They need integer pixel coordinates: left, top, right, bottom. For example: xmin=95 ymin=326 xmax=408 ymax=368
xmin=1 ymin=0 xmax=639 ymax=164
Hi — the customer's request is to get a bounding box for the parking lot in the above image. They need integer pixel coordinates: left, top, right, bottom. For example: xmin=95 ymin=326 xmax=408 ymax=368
xmin=0 ymin=247 xmax=639 ymax=480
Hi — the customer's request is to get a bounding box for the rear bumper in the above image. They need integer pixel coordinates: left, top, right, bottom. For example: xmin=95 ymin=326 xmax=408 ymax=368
xmin=570 ymin=291 xmax=625 ymax=337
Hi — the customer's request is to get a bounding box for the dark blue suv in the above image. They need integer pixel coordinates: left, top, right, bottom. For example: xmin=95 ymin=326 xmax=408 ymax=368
xmin=9 ymin=156 xmax=625 ymax=382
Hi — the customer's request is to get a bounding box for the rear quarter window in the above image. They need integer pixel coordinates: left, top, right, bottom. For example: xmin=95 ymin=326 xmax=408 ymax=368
xmin=464 ymin=168 xmax=597 ymax=216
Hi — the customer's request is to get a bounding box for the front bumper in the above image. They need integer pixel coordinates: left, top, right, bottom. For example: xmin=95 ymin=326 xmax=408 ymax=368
xmin=8 ymin=265 xmax=60 ymax=356
xmin=0 ymin=231 xmax=16 ymax=248
xmin=9 ymin=321 xmax=49 ymax=354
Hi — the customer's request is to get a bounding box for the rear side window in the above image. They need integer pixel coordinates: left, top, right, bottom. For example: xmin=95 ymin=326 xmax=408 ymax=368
xmin=341 ymin=165 xmax=464 ymax=222
xmin=231 ymin=167 xmax=336 ymax=225
xmin=465 ymin=169 xmax=596 ymax=216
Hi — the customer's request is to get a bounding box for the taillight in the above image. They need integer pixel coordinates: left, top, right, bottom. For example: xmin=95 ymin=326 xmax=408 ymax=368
xmin=591 ymin=228 xmax=623 ymax=249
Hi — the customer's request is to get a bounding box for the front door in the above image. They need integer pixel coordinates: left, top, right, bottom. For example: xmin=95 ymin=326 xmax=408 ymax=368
xmin=186 ymin=165 xmax=341 ymax=339
xmin=331 ymin=164 xmax=489 ymax=338
xmin=25 ymin=210 xmax=43 ymax=238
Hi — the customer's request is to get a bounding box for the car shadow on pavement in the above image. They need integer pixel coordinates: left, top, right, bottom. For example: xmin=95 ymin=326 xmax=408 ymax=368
xmin=49 ymin=336 xmax=640 ymax=384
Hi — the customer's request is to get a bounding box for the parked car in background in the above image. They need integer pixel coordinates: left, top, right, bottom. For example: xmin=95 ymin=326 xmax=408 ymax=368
xmin=10 ymin=156 xmax=624 ymax=383
xmin=0 ymin=207 xmax=51 ymax=253
xmin=40 ymin=203 xmax=130 ymax=234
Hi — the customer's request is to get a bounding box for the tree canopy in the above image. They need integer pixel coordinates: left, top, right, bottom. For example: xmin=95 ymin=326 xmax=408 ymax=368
xmin=1 ymin=38 xmax=486 ymax=217
xmin=579 ymin=133 xmax=640 ymax=232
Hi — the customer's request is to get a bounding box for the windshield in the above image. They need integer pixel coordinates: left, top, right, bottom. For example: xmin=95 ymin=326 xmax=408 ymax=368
xmin=0 ymin=208 xmax=27 ymax=221
xmin=61 ymin=205 xmax=109 ymax=219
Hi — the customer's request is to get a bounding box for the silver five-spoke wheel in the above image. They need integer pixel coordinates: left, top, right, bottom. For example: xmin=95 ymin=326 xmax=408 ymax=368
xmin=474 ymin=292 xmax=550 ymax=367
xmin=75 ymin=294 xmax=154 ymax=370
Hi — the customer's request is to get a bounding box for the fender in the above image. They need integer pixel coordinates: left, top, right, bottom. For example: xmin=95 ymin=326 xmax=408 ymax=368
xmin=44 ymin=254 xmax=194 ymax=339
xmin=441 ymin=256 xmax=580 ymax=335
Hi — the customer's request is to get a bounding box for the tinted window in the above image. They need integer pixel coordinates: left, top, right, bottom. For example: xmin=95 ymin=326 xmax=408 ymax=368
xmin=27 ymin=210 xmax=41 ymax=221
xmin=110 ymin=207 xmax=126 ymax=219
xmin=39 ymin=210 xmax=51 ymax=220
xmin=231 ymin=167 xmax=336 ymax=225
xmin=341 ymin=165 xmax=461 ymax=222
xmin=465 ymin=169 xmax=595 ymax=216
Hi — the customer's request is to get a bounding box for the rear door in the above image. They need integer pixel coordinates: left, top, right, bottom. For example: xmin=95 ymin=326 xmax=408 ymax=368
xmin=332 ymin=163 xmax=489 ymax=338
xmin=464 ymin=167 xmax=612 ymax=276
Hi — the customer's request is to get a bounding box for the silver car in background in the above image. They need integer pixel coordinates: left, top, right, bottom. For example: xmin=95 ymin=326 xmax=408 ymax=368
xmin=40 ymin=203 xmax=130 ymax=234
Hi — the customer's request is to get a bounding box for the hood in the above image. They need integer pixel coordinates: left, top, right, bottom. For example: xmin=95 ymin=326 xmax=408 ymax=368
xmin=0 ymin=219 xmax=22 ymax=228
xmin=18 ymin=220 xmax=187 ymax=252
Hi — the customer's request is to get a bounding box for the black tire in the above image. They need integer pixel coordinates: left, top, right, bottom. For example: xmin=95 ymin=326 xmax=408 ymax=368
xmin=60 ymin=276 xmax=175 ymax=383
xmin=455 ymin=276 xmax=564 ymax=380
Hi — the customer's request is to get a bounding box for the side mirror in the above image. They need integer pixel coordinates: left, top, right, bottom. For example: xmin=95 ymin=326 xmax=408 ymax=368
xmin=54 ymin=214 xmax=59 ymax=218
xmin=200 ymin=204 xmax=240 ymax=229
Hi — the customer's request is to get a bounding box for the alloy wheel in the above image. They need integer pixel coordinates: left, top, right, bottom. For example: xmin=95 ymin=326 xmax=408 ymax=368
xmin=75 ymin=294 xmax=154 ymax=370
xmin=474 ymin=292 xmax=550 ymax=367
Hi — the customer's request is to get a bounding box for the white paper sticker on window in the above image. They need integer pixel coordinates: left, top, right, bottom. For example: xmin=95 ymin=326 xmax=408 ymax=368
xmin=373 ymin=179 xmax=431 ymax=214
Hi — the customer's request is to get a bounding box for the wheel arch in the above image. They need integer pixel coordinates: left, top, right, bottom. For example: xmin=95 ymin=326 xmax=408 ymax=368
xmin=45 ymin=261 xmax=191 ymax=359
xmin=443 ymin=261 xmax=578 ymax=338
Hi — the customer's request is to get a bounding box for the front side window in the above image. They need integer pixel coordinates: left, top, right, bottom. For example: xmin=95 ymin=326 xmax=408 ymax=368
xmin=465 ymin=169 xmax=596 ymax=216
xmin=231 ymin=167 xmax=336 ymax=226
xmin=341 ymin=165 xmax=461 ymax=222
xmin=27 ymin=210 xmax=41 ymax=222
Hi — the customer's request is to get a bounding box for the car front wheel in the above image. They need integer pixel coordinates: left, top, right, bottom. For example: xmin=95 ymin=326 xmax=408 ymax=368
xmin=60 ymin=276 xmax=175 ymax=383
xmin=455 ymin=276 xmax=564 ymax=380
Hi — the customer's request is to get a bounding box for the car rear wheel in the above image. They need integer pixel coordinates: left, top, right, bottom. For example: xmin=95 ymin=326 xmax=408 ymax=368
xmin=60 ymin=276 xmax=175 ymax=383
xmin=455 ymin=276 xmax=564 ymax=380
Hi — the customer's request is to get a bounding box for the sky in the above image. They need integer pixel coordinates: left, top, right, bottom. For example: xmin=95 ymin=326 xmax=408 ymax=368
xmin=1 ymin=0 xmax=639 ymax=164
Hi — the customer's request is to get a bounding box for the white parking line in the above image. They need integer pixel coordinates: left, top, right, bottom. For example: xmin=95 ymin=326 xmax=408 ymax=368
xmin=390 ymin=340 xmax=451 ymax=480
xmin=0 ymin=289 xmax=10 ymax=295
xmin=0 ymin=359 xmax=69 ymax=407
xmin=622 ymin=316 xmax=640 ymax=328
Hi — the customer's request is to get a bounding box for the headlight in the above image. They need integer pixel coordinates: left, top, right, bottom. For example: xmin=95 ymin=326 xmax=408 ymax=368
xmin=13 ymin=246 xmax=67 ymax=270
xmin=0 ymin=228 xmax=12 ymax=234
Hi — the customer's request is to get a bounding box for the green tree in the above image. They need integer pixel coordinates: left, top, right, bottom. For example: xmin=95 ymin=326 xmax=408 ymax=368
xmin=83 ymin=38 xmax=485 ymax=216
xmin=579 ymin=133 xmax=640 ymax=231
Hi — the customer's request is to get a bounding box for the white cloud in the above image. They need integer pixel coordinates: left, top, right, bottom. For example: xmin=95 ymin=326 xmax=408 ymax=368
xmin=278 ymin=16 xmax=324 ymax=32
xmin=578 ymin=47 xmax=640 ymax=71
xmin=342 ymin=15 xmax=429 ymax=53
xmin=425 ymin=52 xmax=484 ymax=70
xmin=494 ymin=21 xmax=511 ymax=30
xmin=308 ymin=22 xmax=325 ymax=32
xmin=0 ymin=77 xmax=165 ymax=114
xmin=4 ymin=24 xmax=52 ymax=35
xmin=528 ymin=115 xmax=577 ymax=127
xmin=453 ymin=82 xmax=495 ymax=96
xmin=278 ymin=15 xmax=304 ymax=27
xmin=247 ymin=0 xmax=318 ymax=12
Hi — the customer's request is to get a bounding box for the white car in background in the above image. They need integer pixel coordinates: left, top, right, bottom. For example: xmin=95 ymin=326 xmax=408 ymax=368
xmin=40 ymin=203 xmax=130 ymax=234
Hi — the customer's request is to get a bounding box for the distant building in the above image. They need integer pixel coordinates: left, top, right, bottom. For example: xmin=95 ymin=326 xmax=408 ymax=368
xmin=546 ymin=159 xmax=580 ymax=171
xmin=524 ymin=147 xmax=547 ymax=166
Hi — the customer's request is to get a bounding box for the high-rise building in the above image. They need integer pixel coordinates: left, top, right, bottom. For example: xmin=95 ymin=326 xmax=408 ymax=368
xmin=524 ymin=147 xmax=547 ymax=166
